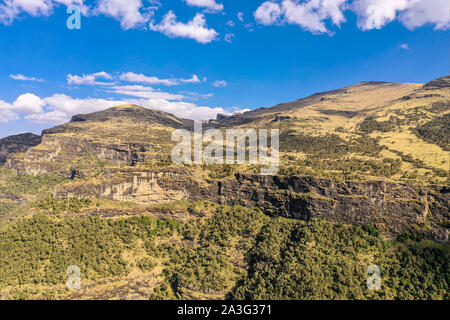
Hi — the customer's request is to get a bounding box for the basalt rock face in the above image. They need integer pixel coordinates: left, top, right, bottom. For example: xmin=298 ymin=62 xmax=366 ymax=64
xmin=0 ymin=133 xmax=41 ymax=164
xmin=54 ymin=169 xmax=449 ymax=242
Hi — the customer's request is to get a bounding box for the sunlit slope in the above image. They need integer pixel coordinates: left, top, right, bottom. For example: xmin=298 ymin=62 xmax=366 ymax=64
xmin=216 ymin=77 xmax=449 ymax=183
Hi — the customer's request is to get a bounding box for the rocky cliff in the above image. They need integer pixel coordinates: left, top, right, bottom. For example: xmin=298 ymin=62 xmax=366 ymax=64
xmin=54 ymin=168 xmax=449 ymax=242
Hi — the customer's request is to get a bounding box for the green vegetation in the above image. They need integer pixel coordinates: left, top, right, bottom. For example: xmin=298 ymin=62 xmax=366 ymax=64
xmin=153 ymin=204 xmax=449 ymax=300
xmin=0 ymin=214 xmax=179 ymax=299
xmin=0 ymin=203 xmax=17 ymax=220
xmin=34 ymin=195 xmax=92 ymax=214
xmin=229 ymin=220 xmax=448 ymax=300
xmin=414 ymin=113 xmax=450 ymax=151
xmin=278 ymin=131 xmax=404 ymax=180
xmin=0 ymin=201 xmax=448 ymax=300
xmin=280 ymin=157 xmax=402 ymax=180
xmin=202 ymin=163 xmax=237 ymax=179
xmin=0 ymin=169 xmax=64 ymax=195
xmin=359 ymin=116 xmax=398 ymax=134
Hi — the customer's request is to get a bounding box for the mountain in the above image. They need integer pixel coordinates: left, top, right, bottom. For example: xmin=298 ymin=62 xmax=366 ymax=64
xmin=5 ymin=105 xmax=193 ymax=175
xmin=0 ymin=77 xmax=448 ymax=300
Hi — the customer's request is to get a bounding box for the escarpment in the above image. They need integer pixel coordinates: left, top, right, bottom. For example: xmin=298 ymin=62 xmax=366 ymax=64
xmin=53 ymin=168 xmax=449 ymax=242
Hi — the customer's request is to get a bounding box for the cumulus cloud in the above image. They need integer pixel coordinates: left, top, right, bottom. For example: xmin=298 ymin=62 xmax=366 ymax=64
xmin=3 ymin=80 xmax=242 ymax=123
xmin=0 ymin=100 xmax=19 ymax=123
xmin=11 ymin=92 xmax=235 ymax=123
xmin=10 ymin=74 xmax=45 ymax=82
xmin=183 ymin=0 xmax=224 ymax=12
xmin=254 ymin=1 xmax=282 ymax=26
xmin=12 ymin=93 xmax=46 ymax=114
xmin=26 ymin=94 xmax=123 ymax=124
xmin=214 ymin=80 xmax=227 ymax=87
xmin=255 ymin=0 xmax=346 ymax=33
xmin=353 ymin=0 xmax=450 ymax=31
xmin=150 ymin=11 xmax=218 ymax=44
xmin=95 ymin=0 xmax=156 ymax=29
xmin=254 ymin=0 xmax=449 ymax=33
xmin=67 ymin=72 xmax=113 ymax=85
xmin=0 ymin=0 xmax=53 ymax=25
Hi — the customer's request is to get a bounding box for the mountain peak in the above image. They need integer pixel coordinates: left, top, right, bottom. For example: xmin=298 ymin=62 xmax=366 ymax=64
xmin=41 ymin=104 xmax=193 ymax=136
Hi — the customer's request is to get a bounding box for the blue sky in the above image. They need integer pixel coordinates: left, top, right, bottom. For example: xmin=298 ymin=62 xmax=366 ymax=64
xmin=0 ymin=0 xmax=449 ymax=138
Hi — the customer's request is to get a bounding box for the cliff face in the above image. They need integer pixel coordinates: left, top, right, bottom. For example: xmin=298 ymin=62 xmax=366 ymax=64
xmin=0 ymin=133 xmax=41 ymax=164
xmin=54 ymin=168 xmax=449 ymax=242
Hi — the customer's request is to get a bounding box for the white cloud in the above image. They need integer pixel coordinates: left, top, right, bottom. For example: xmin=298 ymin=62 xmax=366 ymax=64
xmin=353 ymin=0 xmax=450 ymax=31
xmin=95 ymin=0 xmax=155 ymax=29
xmin=125 ymin=98 xmax=229 ymax=120
xmin=254 ymin=1 xmax=282 ymax=26
xmin=237 ymin=12 xmax=244 ymax=22
xmin=226 ymin=20 xmax=235 ymax=27
xmin=2 ymin=72 xmax=240 ymax=124
xmin=180 ymin=74 xmax=201 ymax=83
xmin=67 ymin=72 xmax=113 ymax=85
xmin=150 ymin=11 xmax=218 ymax=44
xmin=254 ymin=0 xmax=449 ymax=33
xmin=353 ymin=0 xmax=410 ymax=30
xmin=109 ymin=85 xmax=185 ymax=100
xmin=10 ymin=74 xmax=45 ymax=82
xmin=224 ymin=33 xmax=235 ymax=43
xmin=399 ymin=43 xmax=410 ymax=51
xmin=183 ymin=0 xmax=223 ymax=12
xmin=24 ymin=94 xmax=123 ymax=123
xmin=67 ymin=71 xmax=202 ymax=87
xmin=0 ymin=100 xmax=19 ymax=123
xmin=0 ymin=0 xmax=86 ymax=25
xmin=255 ymin=0 xmax=346 ymax=33
xmin=6 ymin=92 xmax=236 ymax=123
xmin=0 ymin=0 xmax=52 ymax=25
xmin=214 ymin=80 xmax=227 ymax=87
xmin=399 ymin=0 xmax=450 ymax=30
xmin=12 ymin=93 xmax=45 ymax=114
xmin=119 ymin=72 xmax=178 ymax=86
